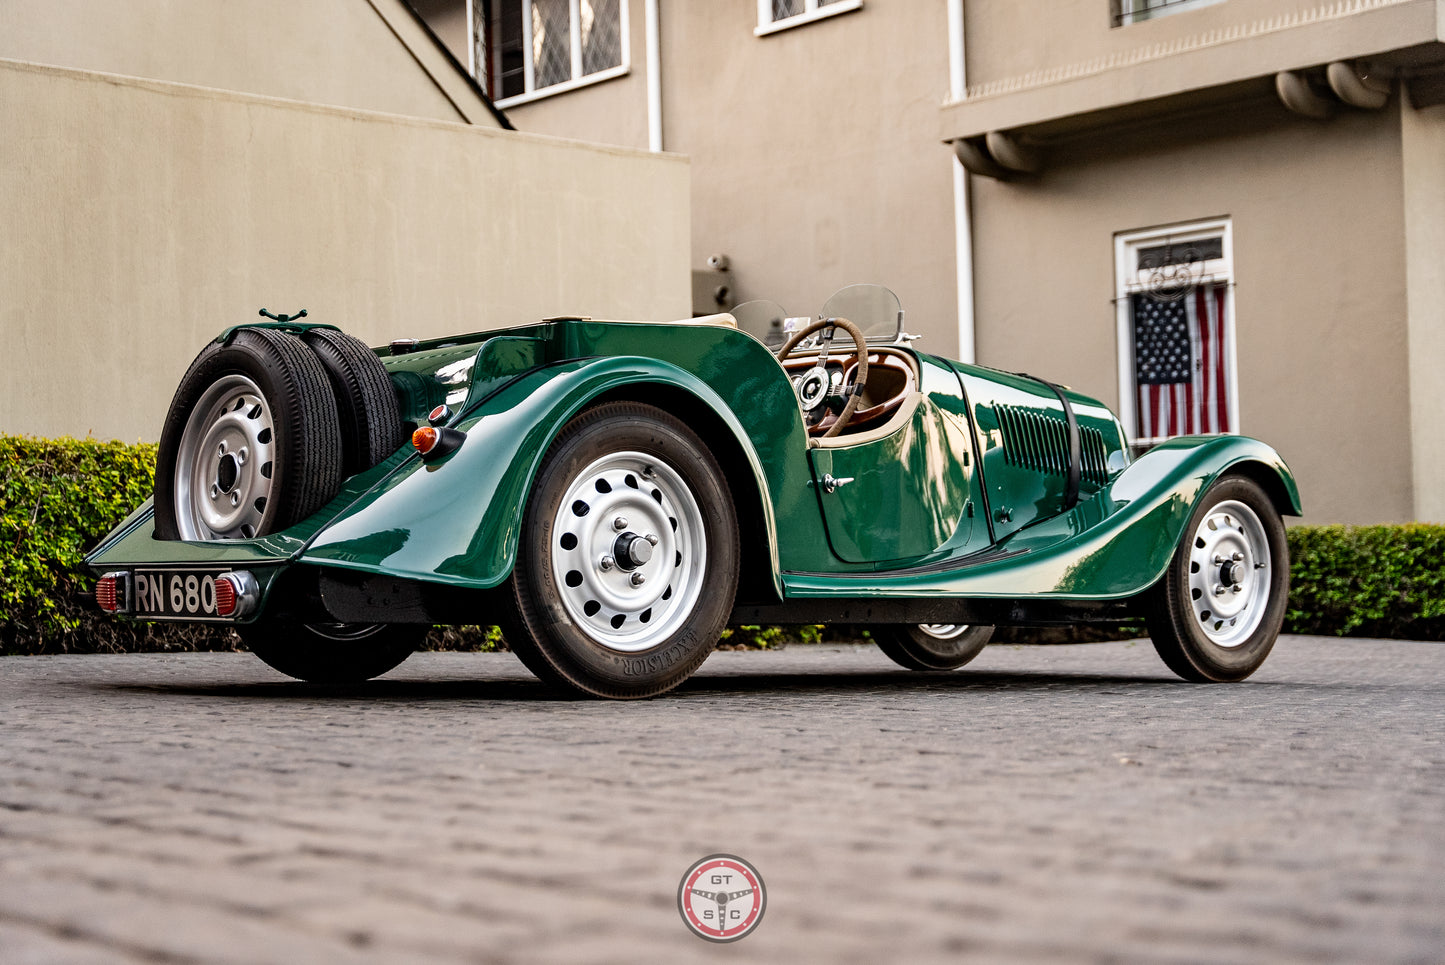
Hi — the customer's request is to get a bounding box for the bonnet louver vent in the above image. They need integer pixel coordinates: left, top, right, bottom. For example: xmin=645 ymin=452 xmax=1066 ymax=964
xmin=994 ymin=405 xmax=1109 ymax=488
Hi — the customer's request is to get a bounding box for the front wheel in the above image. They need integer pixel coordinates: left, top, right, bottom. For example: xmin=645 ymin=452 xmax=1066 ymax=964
xmin=240 ymin=620 xmax=421 ymax=683
xmin=499 ymin=402 xmax=740 ymax=699
xmin=872 ymin=624 xmax=994 ymax=671
xmin=1145 ymin=475 xmax=1289 ymax=682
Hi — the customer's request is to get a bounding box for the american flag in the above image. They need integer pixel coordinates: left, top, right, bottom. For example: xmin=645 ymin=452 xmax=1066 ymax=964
xmin=1133 ymin=283 xmax=1230 ymax=440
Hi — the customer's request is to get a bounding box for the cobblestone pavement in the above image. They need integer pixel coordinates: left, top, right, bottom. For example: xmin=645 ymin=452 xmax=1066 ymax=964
xmin=2 ymin=637 xmax=1442 ymax=964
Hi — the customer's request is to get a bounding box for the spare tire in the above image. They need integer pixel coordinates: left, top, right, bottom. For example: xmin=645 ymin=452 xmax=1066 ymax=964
xmin=300 ymin=327 xmax=404 ymax=476
xmin=155 ymin=328 xmax=343 ymax=540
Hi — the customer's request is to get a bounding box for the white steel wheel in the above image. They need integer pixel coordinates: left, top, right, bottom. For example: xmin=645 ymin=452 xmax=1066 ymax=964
xmin=1184 ymin=499 xmax=1270 ymax=648
xmin=500 ymin=402 xmax=740 ymax=699
xmin=154 ymin=328 xmax=342 ymax=541
xmin=1146 ymin=474 xmax=1290 ymax=683
xmin=174 ymin=375 xmax=276 ymax=540
xmin=549 ymin=451 xmax=707 ymax=653
xmin=871 ymin=623 xmax=994 ymax=671
xmin=918 ymin=624 xmax=970 ymax=640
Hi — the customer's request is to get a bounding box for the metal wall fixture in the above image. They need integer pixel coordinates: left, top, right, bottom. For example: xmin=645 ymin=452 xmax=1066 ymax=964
xmin=1276 ymin=60 xmax=1391 ymax=119
xmin=952 ymin=131 xmax=1044 ymax=180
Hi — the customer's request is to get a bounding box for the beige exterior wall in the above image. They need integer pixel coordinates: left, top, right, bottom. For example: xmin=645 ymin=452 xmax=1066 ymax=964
xmin=0 ymin=59 xmax=690 ymax=442
xmin=412 ymin=0 xmax=471 ymax=67
xmin=0 ymin=0 xmax=488 ymax=123
xmin=496 ymin=2 xmax=961 ymax=348
xmin=665 ymin=2 xmax=956 ymax=343
xmin=949 ymin=0 xmax=1442 ymax=137
xmin=972 ymin=100 xmax=1413 ymax=525
xmin=1401 ymin=92 xmax=1445 ymax=523
xmin=491 ymin=1 xmax=650 ymax=151
xmin=965 ymin=0 xmax=1435 ymax=87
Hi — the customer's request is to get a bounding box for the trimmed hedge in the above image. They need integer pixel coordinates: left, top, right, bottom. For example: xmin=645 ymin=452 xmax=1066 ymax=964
xmin=1286 ymin=524 xmax=1445 ymax=640
xmin=0 ymin=435 xmax=215 ymax=655
xmin=2 ymin=435 xmax=1442 ymax=654
xmin=0 ymin=436 xmax=503 ymax=655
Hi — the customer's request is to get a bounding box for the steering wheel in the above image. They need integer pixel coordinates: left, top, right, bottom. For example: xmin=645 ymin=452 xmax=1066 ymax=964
xmin=775 ymin=317 xmax=869 ymax=438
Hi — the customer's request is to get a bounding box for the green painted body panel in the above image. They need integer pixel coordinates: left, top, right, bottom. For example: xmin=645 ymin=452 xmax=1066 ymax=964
xmin=807 ymin=356 xmax=986 ymax=564
xmin=952 ymin=363 xmax=1129 ymax=540
xmin=303 ymin=319 xmax=832 ymax=588
xmin=782 ymin=435 xmax=1299 ymax=601
xmin=87 ymin=316 xmax=1300 ymax=620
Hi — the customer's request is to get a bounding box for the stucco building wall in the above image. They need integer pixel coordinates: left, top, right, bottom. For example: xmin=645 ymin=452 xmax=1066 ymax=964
xmin=493 ymin=2 xmax=960 ymax=349
xmin=972 ymin=99 xmax=1414 ymax=525
xmin=0 ymin=59 xmax=690 ymax=442
xmin=666 ymin=2 xmax=956 ymax=343
xmin=1401 ymin=92 xmax=1445 ymax=523
xmin=0 ymin=0 xmax=483 ymax=123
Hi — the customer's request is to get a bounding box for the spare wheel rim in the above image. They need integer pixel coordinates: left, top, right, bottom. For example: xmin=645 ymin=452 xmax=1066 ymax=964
xmin=175 ymin=374 xmax=276 ymax=540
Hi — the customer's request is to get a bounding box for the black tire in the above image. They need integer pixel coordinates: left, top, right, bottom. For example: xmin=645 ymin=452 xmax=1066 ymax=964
xmin=300 ymin=328 xmax=405 ymax=477
xmin=241 ymin=620 xmax=421 ymax=683
xmin=1145 ymin=474 xmax=1289 ymax=682
xmin=155 ymin=329 xmax=342 ymax=541
xmin=872 ymin=624 xmax=994 ymax=671
xmin=498 ymin=402 xmax=740 ymax=699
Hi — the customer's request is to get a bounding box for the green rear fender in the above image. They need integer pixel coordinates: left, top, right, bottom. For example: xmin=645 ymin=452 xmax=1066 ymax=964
xmin=301 ymin=357 xmax=779 ymax=592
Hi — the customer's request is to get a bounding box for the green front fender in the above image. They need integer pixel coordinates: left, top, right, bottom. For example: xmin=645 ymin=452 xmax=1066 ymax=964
xmin=301 ymin=357 xmax=779 ymax=591
xmin=784 ymin=434 xmax=1300 ymax=601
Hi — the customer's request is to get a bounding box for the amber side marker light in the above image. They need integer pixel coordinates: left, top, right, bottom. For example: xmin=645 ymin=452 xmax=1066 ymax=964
xmin=413 ymin=424 xmax=466 ymax=460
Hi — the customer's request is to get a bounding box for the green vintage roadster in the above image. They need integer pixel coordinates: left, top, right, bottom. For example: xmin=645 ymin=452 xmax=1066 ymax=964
xmin=88 ymin=286 xmax=1298 ymax=698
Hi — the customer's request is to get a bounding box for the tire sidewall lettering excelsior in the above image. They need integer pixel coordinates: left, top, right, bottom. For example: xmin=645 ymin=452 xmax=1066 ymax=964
xmin=507 ymin=402 xmax=739 ymax=698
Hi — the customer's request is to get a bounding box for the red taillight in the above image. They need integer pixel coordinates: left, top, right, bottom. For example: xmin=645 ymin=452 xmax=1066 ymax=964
xmin=96 ymin=576 xmax=119 ymax=613
xmin=214 ymin=575 xmax=238 ymax=617
xmin=428 ymin=404 xmax=451 ymax=425
xmin=412 ymin=426 xmax=439 ymax=455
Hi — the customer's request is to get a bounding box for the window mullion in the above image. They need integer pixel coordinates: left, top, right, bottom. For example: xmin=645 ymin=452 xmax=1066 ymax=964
xmin=569 ymin=0 xmax=583 ymax=81
xmin=522 ymin=0 xmax=536 ymax=92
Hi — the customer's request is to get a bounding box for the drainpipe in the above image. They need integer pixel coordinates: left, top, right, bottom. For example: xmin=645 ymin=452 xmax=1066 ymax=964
xmin=646 ymin=0 xmax=662 ymax=151
xmin=948 ymin=0 xmax=975 ymax=363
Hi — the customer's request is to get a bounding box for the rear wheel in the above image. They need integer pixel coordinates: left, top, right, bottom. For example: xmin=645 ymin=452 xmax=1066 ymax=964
xmin=499 ymin=402 xmax=739 ymax=699
xmin=241 ymin=620 xmax=420 ymax=683
xmin=157 ymin=325 xmax=410 ymax=683
xmin=1145 ymin=475 xmax=1289 ymax=682
xmin=872 ymin=624 xmax=993 ymax=671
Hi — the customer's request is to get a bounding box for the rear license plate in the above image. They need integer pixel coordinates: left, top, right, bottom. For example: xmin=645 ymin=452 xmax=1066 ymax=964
xmin=132 ymin=568 xmax=233 ymax=621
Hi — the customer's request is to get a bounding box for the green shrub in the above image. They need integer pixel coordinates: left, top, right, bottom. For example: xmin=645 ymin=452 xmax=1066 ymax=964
xmin=3 ymin=435 xmax=1443 ymax=652
xmin=1285 ymin=524 xmax=1445 ymax=640
xmin=0 ymin=435 xmax=513 ymax=655
xmin=0 ymin=435 xmax=238 ymax=654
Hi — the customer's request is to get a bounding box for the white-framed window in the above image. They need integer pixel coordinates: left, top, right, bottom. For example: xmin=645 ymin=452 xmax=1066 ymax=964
xmin=1113 ymin=0 xmax=1224 ymax=27
xmin=472 ymin=0 xmax=629 ymax=107
xmin=755 ymin=0 xmax=863 ymax=37
xmin=1114 ymin=218 xmax=1238 ymax=447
